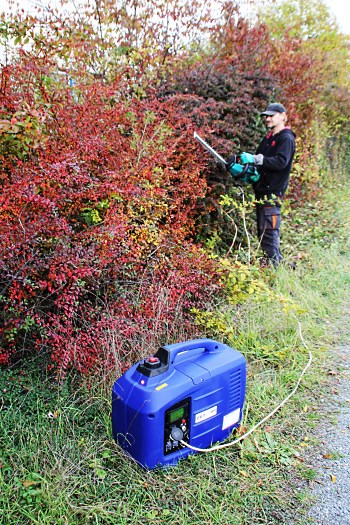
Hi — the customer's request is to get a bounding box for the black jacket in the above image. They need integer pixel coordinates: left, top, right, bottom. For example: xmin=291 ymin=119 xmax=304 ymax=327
xmin=253 ymin=127 xmax=296 ymax=199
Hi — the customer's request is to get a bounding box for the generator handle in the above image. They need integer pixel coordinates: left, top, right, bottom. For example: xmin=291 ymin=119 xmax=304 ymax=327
xmin=159 ymin=338 xmax=225 ymax=366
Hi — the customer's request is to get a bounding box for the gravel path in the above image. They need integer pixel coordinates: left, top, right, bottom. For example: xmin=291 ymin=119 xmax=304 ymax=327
xmin=308 ymin=343 xmax=350 ymax=525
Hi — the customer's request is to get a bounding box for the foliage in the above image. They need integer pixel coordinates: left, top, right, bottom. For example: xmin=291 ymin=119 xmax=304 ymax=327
xmin=0 ymin=0 xmax=350 ymax=373
xmin=0 ymin=73 xmax=222 ymax=372
xmin=1 ymin=0 xmax=216 ymax=86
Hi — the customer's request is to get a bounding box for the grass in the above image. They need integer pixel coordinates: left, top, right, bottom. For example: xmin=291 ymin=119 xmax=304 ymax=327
xmin=1 ymin=178 xmax=350 ymax=525
xmin=0 ymin=366 xmax=309 ymax=525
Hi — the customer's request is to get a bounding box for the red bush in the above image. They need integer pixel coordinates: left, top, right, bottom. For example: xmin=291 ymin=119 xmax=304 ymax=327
xmin=0 ymin=77 xmax=221 ymax=373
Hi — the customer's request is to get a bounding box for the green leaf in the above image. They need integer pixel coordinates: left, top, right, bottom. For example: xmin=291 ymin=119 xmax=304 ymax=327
xmin=95 ymin=468 xmax=107 ymax=479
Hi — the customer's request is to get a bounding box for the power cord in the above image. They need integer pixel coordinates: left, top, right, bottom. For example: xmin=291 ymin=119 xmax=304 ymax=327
xmin=180 ymin=320 xmax=312 ymax=453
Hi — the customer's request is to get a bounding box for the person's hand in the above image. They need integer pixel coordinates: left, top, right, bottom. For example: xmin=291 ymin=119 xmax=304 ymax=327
xmin=240 ymin=152 xmax=255 ymax=164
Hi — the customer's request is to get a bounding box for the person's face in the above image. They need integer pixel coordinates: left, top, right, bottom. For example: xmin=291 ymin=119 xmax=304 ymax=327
xmin=265 ymin=112 xmax=286 ymax=131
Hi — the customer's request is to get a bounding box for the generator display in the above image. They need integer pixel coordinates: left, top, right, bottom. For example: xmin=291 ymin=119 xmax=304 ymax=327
xmin=111 ymin=338 xmax=246 ymax=469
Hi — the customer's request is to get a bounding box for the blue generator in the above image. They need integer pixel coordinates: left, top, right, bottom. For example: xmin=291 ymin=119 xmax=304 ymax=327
xmin=111 ymin=338 xmax=246 ymax=469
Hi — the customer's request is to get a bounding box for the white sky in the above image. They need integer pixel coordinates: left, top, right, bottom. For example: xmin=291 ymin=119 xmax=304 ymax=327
xmin=324 ymin=0 xmax=350 ymax=34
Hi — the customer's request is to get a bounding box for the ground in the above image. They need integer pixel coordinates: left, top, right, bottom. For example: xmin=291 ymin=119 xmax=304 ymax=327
xmin=308 ymin=306 xmax=350 ymax=524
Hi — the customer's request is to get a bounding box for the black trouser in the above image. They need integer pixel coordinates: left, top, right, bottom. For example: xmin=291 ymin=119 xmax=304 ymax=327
xmin=256 ymin=204 xmax=282 ymax=265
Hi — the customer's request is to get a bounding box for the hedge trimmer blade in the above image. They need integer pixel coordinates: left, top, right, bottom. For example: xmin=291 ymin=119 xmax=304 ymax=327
xmin=194 ymin=132 xmax=228 ymax=166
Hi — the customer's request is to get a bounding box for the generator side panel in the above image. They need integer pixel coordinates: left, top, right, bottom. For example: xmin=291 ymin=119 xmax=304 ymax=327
xmin=111 ymin=380 xmax=128 ymax=446
xmin=190 ymin=360 xmax=246 ymax=449
xmin=112 ymin=372 xmax=194 ymax=469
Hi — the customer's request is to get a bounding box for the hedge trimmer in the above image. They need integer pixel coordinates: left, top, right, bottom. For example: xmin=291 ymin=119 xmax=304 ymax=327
xmin=194 ymin=132 xmax=260 ymax=184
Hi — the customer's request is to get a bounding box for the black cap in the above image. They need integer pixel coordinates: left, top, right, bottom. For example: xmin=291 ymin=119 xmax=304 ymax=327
xmin=260 ymin=103 xmax=287 ymax=116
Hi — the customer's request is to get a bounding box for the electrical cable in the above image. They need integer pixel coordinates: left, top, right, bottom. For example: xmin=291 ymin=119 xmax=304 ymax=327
xmin=180 ymin=319 xmax=312 ymax=453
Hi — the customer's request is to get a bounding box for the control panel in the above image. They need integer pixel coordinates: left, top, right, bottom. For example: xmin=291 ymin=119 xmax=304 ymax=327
xmin=164 ymin=398 xmax=190 ymax=455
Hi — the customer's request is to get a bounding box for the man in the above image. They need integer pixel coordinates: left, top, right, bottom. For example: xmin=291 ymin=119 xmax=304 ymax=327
xmin=240 ymin=102 xmax=296 ymax=266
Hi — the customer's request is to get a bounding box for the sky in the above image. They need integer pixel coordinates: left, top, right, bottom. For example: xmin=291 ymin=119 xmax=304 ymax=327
xmin=3 ymin=0 xmax=350 ymax=35
xmin=324 ymin=0 xmax=350 ymax=34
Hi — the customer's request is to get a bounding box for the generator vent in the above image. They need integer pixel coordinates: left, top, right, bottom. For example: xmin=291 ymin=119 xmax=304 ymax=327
xmin=229 ymin=369 xmax=243 ymax=410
